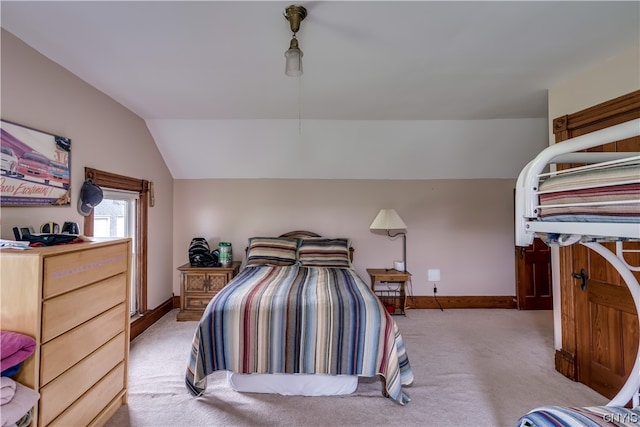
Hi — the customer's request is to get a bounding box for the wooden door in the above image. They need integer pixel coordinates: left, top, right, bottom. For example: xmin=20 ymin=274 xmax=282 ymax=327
xmin=572 ymin=131 xmax=640 ymax=401
xmin=573 ymin=243 xmax=639 ymax=400
xmin=516 ymin=238 xmax=552 ymax=310
xmin=553 ymin=90 xmax=640 ymax=402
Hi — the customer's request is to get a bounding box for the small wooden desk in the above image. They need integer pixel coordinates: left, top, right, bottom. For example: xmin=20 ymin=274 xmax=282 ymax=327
xmin=366 ymin=268 xmax=411 ymax=315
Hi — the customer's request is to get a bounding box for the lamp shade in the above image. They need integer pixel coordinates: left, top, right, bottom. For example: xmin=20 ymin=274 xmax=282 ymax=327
xmin=285 ymin=44 xmax=303 ymax=77
xmin=284 ymin=48 xmax=302 ymax=76
xmin=369 ymin=209 xmax=407 ymax=230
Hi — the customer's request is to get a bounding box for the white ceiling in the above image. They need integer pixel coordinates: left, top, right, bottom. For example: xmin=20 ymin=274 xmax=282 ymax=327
xmin=2 ymin=1 xmax=639 ymax=178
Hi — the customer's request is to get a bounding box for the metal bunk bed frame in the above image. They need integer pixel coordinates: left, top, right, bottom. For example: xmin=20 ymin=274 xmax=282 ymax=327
xmin=515 ymin=118 xmax=640 ymax=408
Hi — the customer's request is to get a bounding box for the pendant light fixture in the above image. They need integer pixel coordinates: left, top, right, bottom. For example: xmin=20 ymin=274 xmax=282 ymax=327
xmin=284 ymin=5 xmax=307 ymax=77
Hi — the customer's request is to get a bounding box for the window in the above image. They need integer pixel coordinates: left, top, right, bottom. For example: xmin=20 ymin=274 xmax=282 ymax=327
xmin=93 ymin=189 xmax=139 ymax=315
xmin=83 ymin=167 xmax=149 ymax=316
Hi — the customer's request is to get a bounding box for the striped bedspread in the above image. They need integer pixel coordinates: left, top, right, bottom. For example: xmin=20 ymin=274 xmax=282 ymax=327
xmin=518 ymin=406 xmax=640 ymax=426
xmin=538 ymin=162 xmax=640 ymax=222
xmin=185 ymin=265 xmax=414 ymax=405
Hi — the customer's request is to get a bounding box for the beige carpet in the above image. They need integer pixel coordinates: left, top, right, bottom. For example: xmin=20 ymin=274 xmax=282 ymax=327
xmin=105 ymin=308 xmax=607 ymax=427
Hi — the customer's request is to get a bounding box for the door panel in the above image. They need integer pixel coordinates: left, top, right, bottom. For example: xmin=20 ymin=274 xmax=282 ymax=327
xmin=574 ymin=243 xmax=639 ymax=401
xmin=623 ymin=311 xmax=639 ymax=374
xmin=516 ymin=238 xmax=552 ymax=310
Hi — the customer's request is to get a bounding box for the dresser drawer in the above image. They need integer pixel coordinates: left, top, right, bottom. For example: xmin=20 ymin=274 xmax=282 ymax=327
xmin=43 ymin=242 xmax=128 ymax=299
xmin=39 ymin=332 xmax=125 ymax=426
xmin=49 ymin=363 xmax=125 ymax=427
xmin=42 ymin=273 xmax=126 ymax=342
xmin=40 ymin=303 xmax=126 ymax=385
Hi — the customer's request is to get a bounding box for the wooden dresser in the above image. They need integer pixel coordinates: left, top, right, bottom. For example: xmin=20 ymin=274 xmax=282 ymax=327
xmin=176 ymin=261 xmax=241 ymax=321
xmin=0 ymin=238 xmax=131 ymax=427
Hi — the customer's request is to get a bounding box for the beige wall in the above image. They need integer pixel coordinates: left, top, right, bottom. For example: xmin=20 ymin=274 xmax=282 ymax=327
xmin=547 ymin=46 xmax=640 ymax=349
xmin=0 ymin=28 xmax=522 ymax=307
xmin=549 ymin=46 xmax=640 ymax=142
xmin=11 ymin=30 xmax=634 ymax=306
xmin=173 ymin=178 xmax=517 ymax=297
xmin=0 ymin=30 xmax=175 ymax=309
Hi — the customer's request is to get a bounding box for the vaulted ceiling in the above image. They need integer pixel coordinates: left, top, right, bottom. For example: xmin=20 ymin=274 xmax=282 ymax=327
xmin=2 ymin=1 xmax=638 ymax=178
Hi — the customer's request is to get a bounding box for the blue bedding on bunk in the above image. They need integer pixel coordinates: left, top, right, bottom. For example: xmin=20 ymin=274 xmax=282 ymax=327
xmin=539 ymin=215 xmax=640 ymax=223
xmin=518 ymin=406 xmax=640 ymax=426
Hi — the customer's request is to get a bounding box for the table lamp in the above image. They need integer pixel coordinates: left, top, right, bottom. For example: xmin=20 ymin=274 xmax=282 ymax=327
xmin=369 ymin=209 xmax=408 ymax=272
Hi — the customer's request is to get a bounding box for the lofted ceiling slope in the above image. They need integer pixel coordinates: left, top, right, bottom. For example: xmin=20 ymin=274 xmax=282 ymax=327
xmin=1 ymin=1 xmax=639 ymax=179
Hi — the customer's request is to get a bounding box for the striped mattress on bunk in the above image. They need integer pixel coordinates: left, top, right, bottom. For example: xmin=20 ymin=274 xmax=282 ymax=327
xmin=538 ymin=161 xmax=640 ymax=223
xmin=518 ymin=405 xmax=640 ymax=427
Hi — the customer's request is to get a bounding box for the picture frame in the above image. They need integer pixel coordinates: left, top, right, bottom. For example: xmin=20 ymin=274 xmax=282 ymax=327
xmin=1 ymin=119 xmax=71 ymax=206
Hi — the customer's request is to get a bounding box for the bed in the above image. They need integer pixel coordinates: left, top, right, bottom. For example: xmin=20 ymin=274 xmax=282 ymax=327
xmin=515 ymin=118 xmax=640 ymax=426
xmin=185 ymin=231 xmax=414 ymax=405
xmin=515 ymin=119 xmax=640 ymax=247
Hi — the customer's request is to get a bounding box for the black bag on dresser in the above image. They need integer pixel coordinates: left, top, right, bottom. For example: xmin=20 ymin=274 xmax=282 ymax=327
xmin=188 ymin=237 xmax=219 ymax=267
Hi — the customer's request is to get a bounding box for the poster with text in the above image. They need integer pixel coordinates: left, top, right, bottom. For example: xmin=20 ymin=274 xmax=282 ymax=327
xmin=1 ymin=120 xmax=71 ymax=206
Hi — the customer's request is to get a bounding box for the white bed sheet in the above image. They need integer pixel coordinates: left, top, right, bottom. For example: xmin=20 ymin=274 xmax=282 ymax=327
xmin=226 ymin=372 xmax=358 ymax=396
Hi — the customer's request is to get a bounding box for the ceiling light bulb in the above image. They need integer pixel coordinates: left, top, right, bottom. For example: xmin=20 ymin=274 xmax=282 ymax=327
xmin=284 ymin=37 xmax=303 ymax=77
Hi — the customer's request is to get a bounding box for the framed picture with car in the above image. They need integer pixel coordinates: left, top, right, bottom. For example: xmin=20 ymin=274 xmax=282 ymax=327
xmin=0 ymin=119 xmax=71 ymax=206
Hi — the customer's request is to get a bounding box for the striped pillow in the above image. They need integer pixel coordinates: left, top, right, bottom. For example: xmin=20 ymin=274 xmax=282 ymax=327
xmin=245 ymin=237 xmax=299 ymax=266
xmin=298 ymin=238 xmax=352 ymax=268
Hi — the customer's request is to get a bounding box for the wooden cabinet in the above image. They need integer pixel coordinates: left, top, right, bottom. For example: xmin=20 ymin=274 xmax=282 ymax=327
xmin=176 ymin=262 xmax=241 ymax=321
xmin=0 ymin=238 xmax=131 ymax=427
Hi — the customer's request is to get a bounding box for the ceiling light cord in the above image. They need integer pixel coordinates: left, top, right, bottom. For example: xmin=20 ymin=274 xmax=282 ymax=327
xmin=298 ymin=76 xmax=302 ymax=135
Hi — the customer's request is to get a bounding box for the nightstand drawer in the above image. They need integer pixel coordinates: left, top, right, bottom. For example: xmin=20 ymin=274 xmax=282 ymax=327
xmin=185 ymin=295 xmax=216 ymax=310
xmin=373 ymin=273 xmax=406 ymax=282
xmin=184 ymin=273 xmax=227 ymax=293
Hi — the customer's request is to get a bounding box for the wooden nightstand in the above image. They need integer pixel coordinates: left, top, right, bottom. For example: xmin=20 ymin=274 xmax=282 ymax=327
xmin=366 ymin=268 xmax=412 ymax=315
xmin=176 ymin=261 xmax=241 ymax=321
